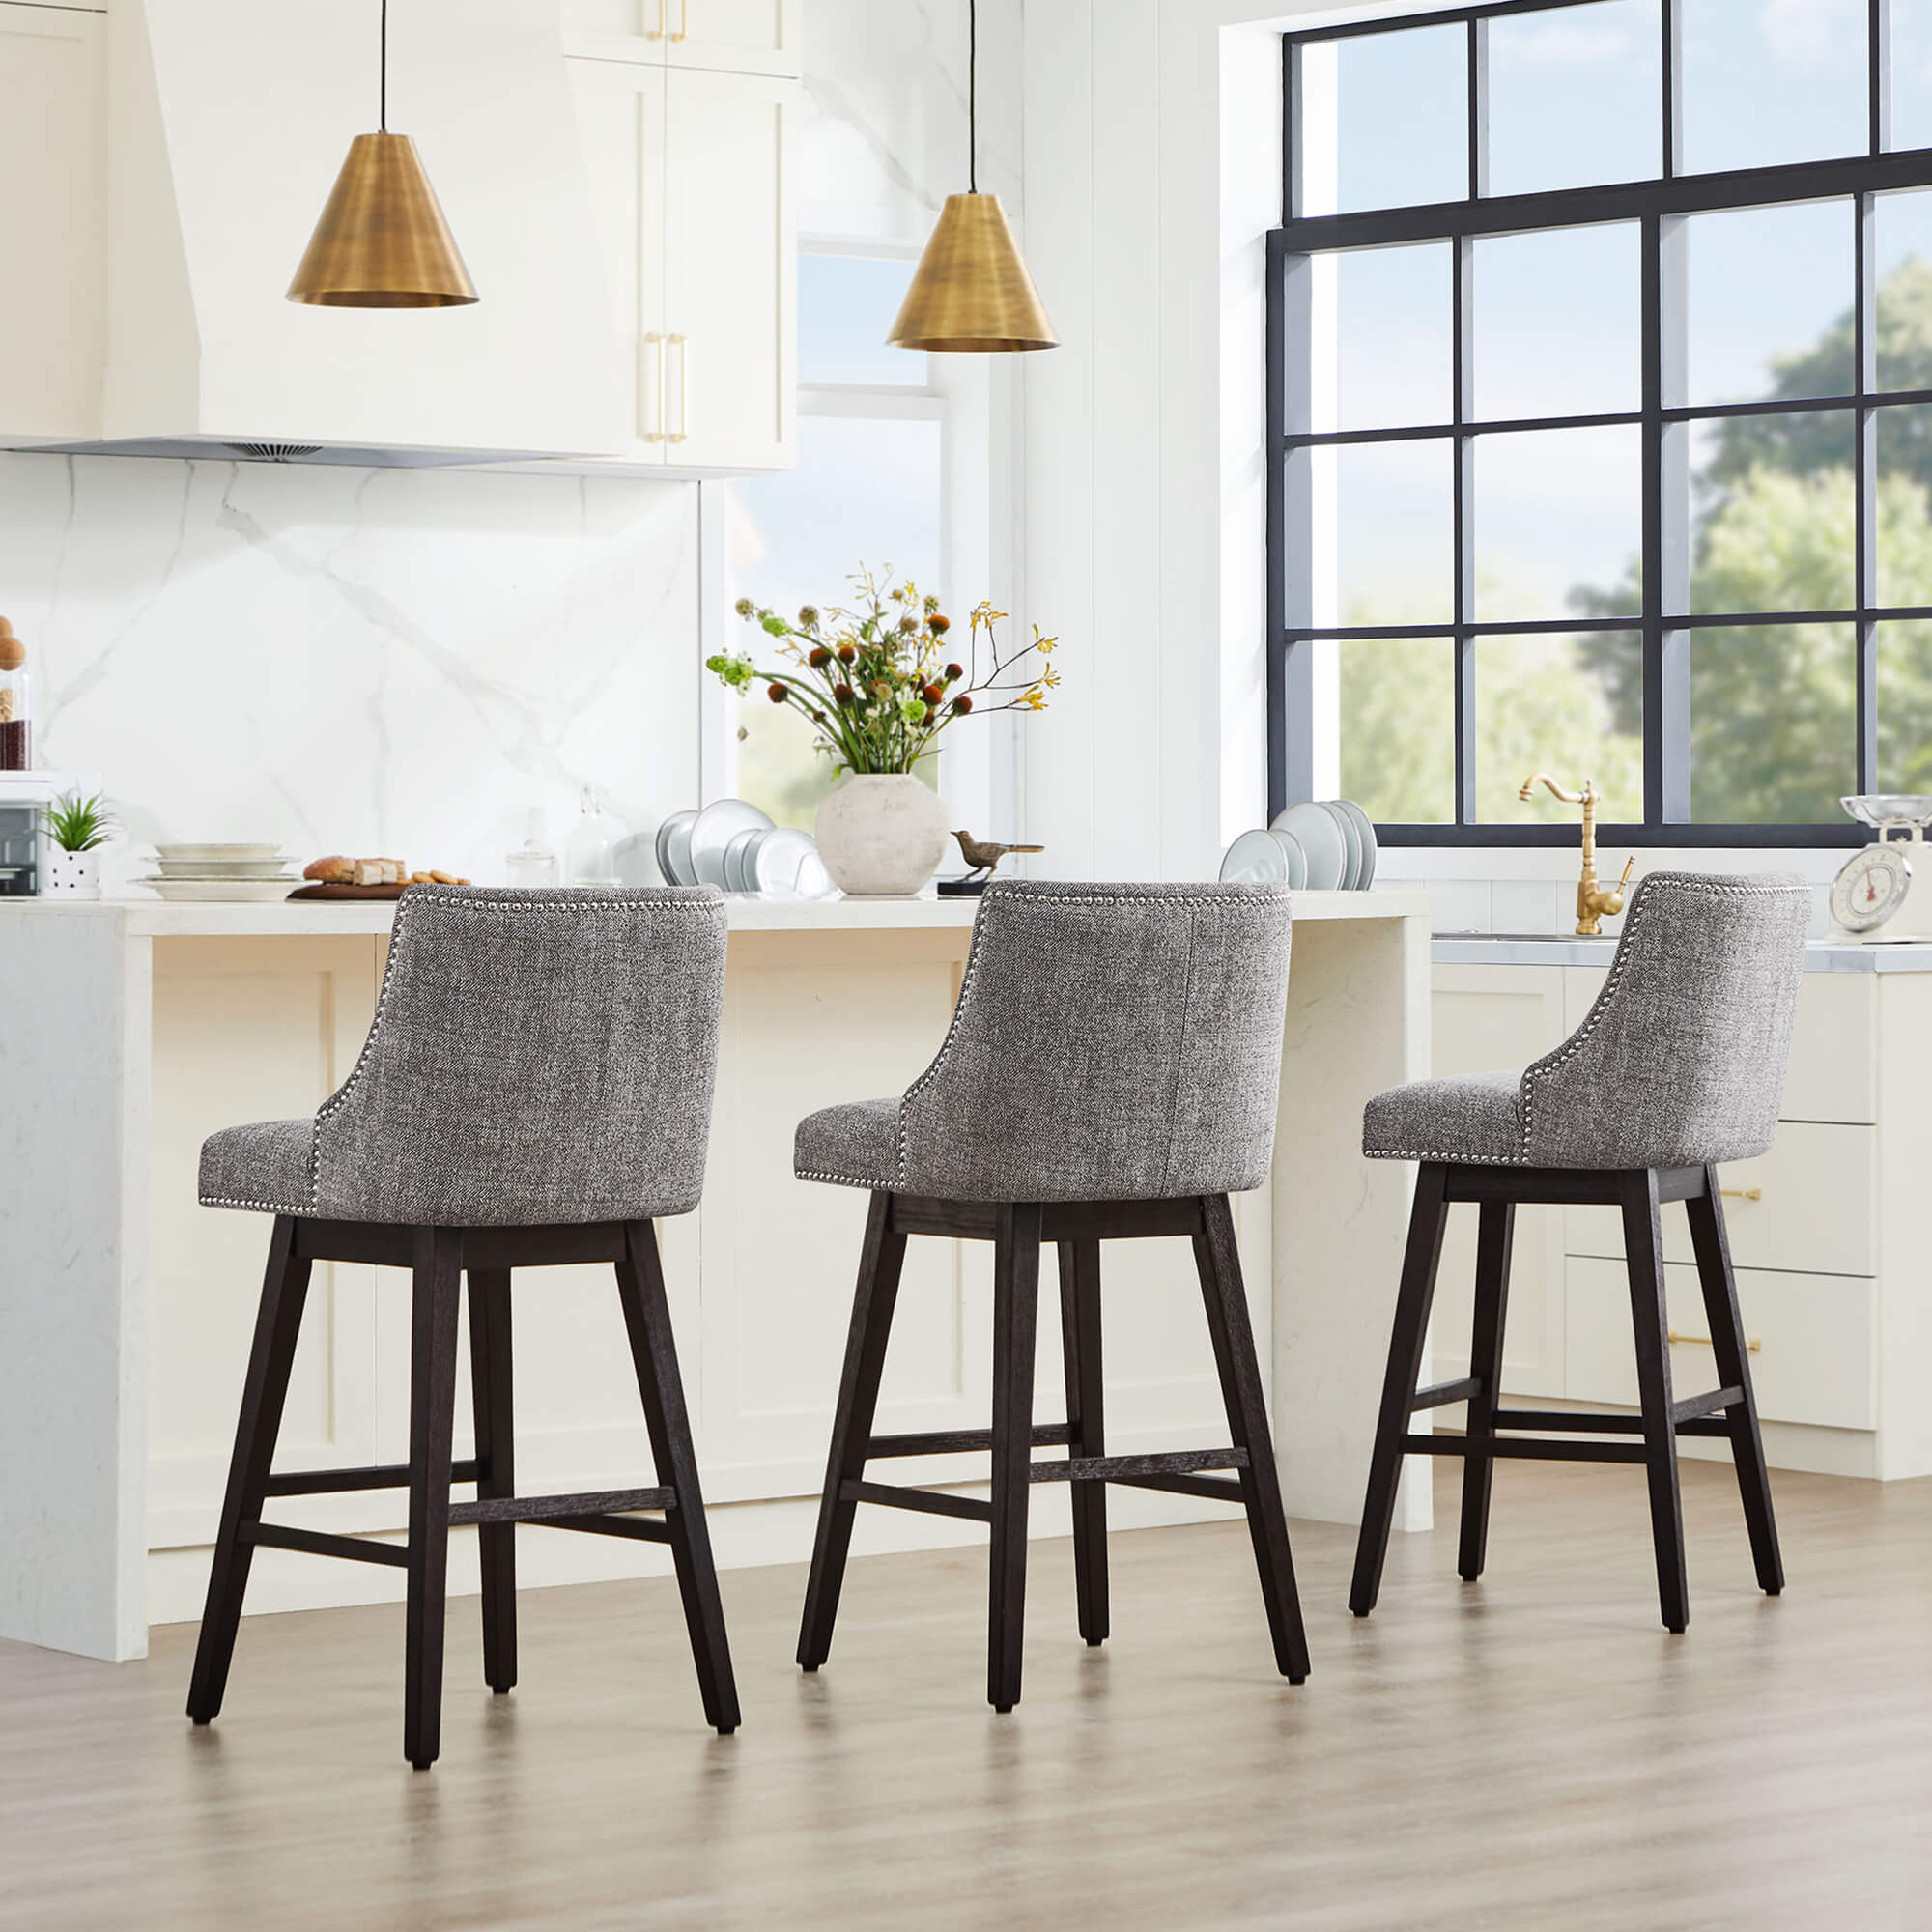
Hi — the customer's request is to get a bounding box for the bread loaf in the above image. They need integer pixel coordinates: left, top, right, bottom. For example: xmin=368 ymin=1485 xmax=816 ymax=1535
xmin=302 ymin=855 xmax=356 ymax=885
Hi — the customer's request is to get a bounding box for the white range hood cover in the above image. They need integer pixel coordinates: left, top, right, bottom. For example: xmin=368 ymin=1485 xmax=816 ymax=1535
xmin=99 ymin=0 xmax=626 ymax=462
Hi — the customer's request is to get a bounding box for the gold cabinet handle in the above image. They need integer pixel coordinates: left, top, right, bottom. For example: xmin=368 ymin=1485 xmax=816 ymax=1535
xmin=668 ymin=332 xmax=689 ymax=443
xmin=671 ymin=0 xmax=689 ymax=41
xmin=1720 ymin=1186 xmax=1763 ymax=1203
xmin=643 ymin=332 xmax=666 ymax=442
xmin=647 ymin=0 xmax=666 ymax=41
xmin=1668 ymin=1329 xmax=1763 ymax=1352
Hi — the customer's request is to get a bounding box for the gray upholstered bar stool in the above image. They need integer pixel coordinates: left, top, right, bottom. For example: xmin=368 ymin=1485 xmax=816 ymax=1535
xmin=792 ymin=880 xmax=1309 ymax=1713
xmin=186 ymin=885 xmax=738 ymax=1767
xmin=1350 ymin=870 xmax=1810 ymax=1634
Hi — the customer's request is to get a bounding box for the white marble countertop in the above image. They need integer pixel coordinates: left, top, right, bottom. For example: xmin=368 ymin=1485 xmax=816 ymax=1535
xmin=1434 ymin=931 xmax=1932 ymax=973
xmin=1 ymin=887 xmax=1428 ymax=940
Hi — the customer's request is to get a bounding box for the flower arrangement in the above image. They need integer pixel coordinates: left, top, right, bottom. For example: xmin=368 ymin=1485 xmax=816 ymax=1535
xmin=706 ymin=569 xmax=1058 ymax=778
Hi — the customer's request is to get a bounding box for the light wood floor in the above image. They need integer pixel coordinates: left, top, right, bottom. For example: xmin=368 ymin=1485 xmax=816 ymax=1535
xmin=5 ymin=1459 xmax=1931 ymax=1931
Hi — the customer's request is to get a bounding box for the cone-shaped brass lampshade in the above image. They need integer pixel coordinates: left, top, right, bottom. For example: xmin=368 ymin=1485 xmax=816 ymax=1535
xmin=888 ymin=193 xmax=1056 ymax=353
xmin=287 ymin=131 xmax=477 ymax=308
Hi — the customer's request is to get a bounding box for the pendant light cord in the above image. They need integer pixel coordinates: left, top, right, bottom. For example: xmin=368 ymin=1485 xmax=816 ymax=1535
xmin=379 ymin=0 xmax=388 ymax=132
xmin=968 ymin=0 xmax=977 ymax=193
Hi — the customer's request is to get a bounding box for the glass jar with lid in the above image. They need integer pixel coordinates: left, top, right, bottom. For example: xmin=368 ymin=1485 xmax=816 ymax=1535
xmin=0 ymin=620 xmax=27 ymax=772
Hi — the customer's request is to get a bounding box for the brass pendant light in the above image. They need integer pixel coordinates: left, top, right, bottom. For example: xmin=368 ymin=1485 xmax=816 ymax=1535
xmin=287 ymin=0 xmax=477 ymax=308
xmin=888 ymin=0 xmax=1056 ymax=354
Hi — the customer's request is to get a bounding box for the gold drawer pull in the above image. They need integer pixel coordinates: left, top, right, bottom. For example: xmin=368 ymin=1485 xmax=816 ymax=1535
xmin=1668 ymin=1328 xmax=1762 ymax=1352
xmin=1720 ymin=1186 xmax=1763 ymax=1202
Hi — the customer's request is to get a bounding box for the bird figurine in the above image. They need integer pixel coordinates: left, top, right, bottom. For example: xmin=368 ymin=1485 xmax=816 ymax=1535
xmin=952 ymin=829 xmax=1045 ymax=881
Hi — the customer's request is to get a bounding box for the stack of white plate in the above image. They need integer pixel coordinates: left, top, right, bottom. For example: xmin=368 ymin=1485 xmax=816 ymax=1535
xmin=1219 ymin=801 xmax=1378 ymax=890
xmin=655 ymin=802 xmax=835 ymax=898
xmin=137 ymin=843 xmax=301 ymax=903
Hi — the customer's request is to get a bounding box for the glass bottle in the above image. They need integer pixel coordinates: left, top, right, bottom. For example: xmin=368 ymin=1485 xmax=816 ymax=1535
xmin=503 ymin=808 xmax=560 ymax=889
xmin=0 ymin=623 xmax=28 ymax=772
xmin=566 ymin=786 xmax=622 ymax=886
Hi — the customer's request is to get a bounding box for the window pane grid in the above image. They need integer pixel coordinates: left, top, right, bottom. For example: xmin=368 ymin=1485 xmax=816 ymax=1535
xmin=1270 ymin=0 xmax=1932 ymax=840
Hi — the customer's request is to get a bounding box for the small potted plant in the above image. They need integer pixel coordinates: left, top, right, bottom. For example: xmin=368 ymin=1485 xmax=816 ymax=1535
xmin=708 ymin=569 xmax=1058 ymax=895
xmin=41 ymin=789 xmax=114 ymax=900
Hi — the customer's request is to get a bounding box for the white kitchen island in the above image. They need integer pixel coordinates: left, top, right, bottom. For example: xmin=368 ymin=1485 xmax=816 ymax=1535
xmin=0 ymin=889 xmax=1430 ymax=1662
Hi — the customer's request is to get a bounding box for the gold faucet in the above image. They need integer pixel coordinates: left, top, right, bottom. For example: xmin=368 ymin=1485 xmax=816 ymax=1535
xmin=1519 ymin=774 xmax=1635 ymax=937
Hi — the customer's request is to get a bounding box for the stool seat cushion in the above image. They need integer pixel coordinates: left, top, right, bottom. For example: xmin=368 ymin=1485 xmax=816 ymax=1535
xmin=200 ymin=1118 xmax=315 ymax=1214
xmin=1361 ymin=871 xmax=1810 ymax=1172
xmin=1362 ymin=1072 xmax=1522 ymax=1164
xmin=791 ymin=881 xmax=1296 ymax=1203
xmin=795 ymin=1097 xmax=900 ymax=1188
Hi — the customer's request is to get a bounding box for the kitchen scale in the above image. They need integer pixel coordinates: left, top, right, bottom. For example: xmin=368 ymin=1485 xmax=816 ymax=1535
xmin=1831 ymin=795 xmax=1932 ymax=940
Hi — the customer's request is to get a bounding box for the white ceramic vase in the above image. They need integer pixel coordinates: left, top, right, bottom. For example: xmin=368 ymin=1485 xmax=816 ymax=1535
xmin=43 ymin=846 xmax=100 ymax=900
xmin=813 ymin=773 xmax=951 ymax=897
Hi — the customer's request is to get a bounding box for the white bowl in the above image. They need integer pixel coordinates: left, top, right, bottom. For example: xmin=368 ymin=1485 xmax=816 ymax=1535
xmin=155 ymin=857 xmax=297 ymax=880
xmin=153 ymin=843 xmax=284 ymax=866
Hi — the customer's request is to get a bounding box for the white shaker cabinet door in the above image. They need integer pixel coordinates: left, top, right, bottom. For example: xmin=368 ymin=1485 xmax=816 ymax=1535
xmin=568 ymin=56 xmax=671 ymax=459
xmin=0 ymin=2 xmax=104 ymax=441
xmin=668 ymin=0 xmax=803 ymax=76
xmin=661 ymin=67 xmax=797 ymax=472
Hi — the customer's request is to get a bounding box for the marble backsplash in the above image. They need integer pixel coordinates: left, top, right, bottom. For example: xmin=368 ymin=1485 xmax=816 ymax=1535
xmin=0 ymin=452 xmax=700 ymax=895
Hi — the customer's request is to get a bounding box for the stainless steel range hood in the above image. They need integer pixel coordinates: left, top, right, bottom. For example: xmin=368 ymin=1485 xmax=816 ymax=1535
xmin=22 ymin=0 xmax=626 ymax=468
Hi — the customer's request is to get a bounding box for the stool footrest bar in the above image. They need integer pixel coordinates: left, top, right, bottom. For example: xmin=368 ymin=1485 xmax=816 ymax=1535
xmin=1409 ymin=1378 xmax=1481 ymax=1411
xmin=537 ymin=1513 xmax=675 ymax=1545
xmin=1672 ymin=1387 xmax=1743 ymax=1424
xmin=1494 ymin=1407 xmax=1735 ymax=1438
xmin=248 ymin=1522 xmax=411 ymax=1567
xmin=1111 ymin=1471 xmax=1249 ymax=1504
xmin=448 ymin=1487 xmax=674 ymax=1527
xmin=1401 ymin=1433 xmax=1650 ymax=1464
xmin=867 ymin=1423 xmax=1073 ymax=1459
xmin=840 ymin=1479 xmax=993 ymax=1523
xmin=265 ymin=1460 xmax=480 ymax=1496
xmin=1029 ymin=1448 xmax=1250 ymax=1484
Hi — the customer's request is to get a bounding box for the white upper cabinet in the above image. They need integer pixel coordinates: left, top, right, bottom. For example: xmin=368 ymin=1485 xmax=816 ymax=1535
xmin=569 ymin=56 xmax=796 ymax=471
xmin=0 ymin=3 xmax=105 ymax=441
xmin=563 ymin=0 xmax=802 ymax=77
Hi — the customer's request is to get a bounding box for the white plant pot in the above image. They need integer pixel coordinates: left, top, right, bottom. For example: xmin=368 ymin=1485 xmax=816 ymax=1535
xmin=813 ymin=773 xmax=951 ymax=897
xmin=43 ymin=846 xmax=100 ymax=900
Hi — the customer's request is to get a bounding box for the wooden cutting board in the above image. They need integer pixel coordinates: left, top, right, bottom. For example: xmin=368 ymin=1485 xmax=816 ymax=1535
xmin=287 ymin=882 xmax=410 ymax=901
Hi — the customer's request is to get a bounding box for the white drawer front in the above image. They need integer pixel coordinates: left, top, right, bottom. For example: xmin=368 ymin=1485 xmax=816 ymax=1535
xmin=1563 ymin=1256 xmax=1876 ymax=1431
xmin=1564 ymin=1122 xmax=1874 ymax=1278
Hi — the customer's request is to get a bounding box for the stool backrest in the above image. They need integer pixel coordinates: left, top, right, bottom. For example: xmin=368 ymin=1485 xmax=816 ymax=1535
xmin=897 ymin=880 xmax=1294 ymax=1203
xmin=312 ymin=886 xmax=727 ymax=1227
xmin=1523 ymin=869 xmax=1809 ymax=1170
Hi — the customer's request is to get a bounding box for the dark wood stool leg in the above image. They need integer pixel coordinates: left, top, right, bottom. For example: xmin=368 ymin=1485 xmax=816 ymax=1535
xmin=1687 ymin=1169 xmax=1783 ymax=1596
xmin=467 ymin=1267 xmax=517 ymax=1694
xmin=1350 ymin=1162 xmax=1452 ymax=1617
xmin=988 ymin=1203 xmax=1043 ymax=1713
xmin=1458 ymin=1200 xmax=1517 ymax=1582
xmin=798 ymin=1191 xmax=908 ymax=1672
xmin=404 ymin=1227 xmax=464 ymax=1769
xmin=186 ymin=1216 xmax=312 ymax=1724
xmin=1196 ymin=1195 xmax=1311 ymax=1683
xmin=618 ymin=1220 xmax=741 ymax=1735
xmin=1622 ymin=1169 xmax=1690 ymax=1634
xmin=1057 ymin=1236 xmax=1109 ymax=1647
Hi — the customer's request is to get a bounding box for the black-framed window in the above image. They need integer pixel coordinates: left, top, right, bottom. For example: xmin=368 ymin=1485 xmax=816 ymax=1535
xmin=1267 ymin=0 xmax=1932 ymax=845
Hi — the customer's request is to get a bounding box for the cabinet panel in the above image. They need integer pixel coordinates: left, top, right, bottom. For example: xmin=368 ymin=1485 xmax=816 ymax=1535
xmin=147 ymin=939 xmax=383 ymax=1546
xmin=1565 ymin=1122 xmax=1875 ymax=1278
xmin=663 ymin=68 xmax=795 ymax=470
xmin=1430 ymin=966 xmax=1569 ymax=1396
xmin=1781 ymin=973 xmax=1875 ymax=1123
xmin=568 ymin=56 xmax=669 ymax=455
xmin=565 ymin=0 xmax=801 ymax=75
xmin=669 ymin=0 xmax=803 ymax=76
xmin=0 ymin=3 xmax=104 ymax=440
xmin=1564 ymin=1255 xmax=1876 ymax=1431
